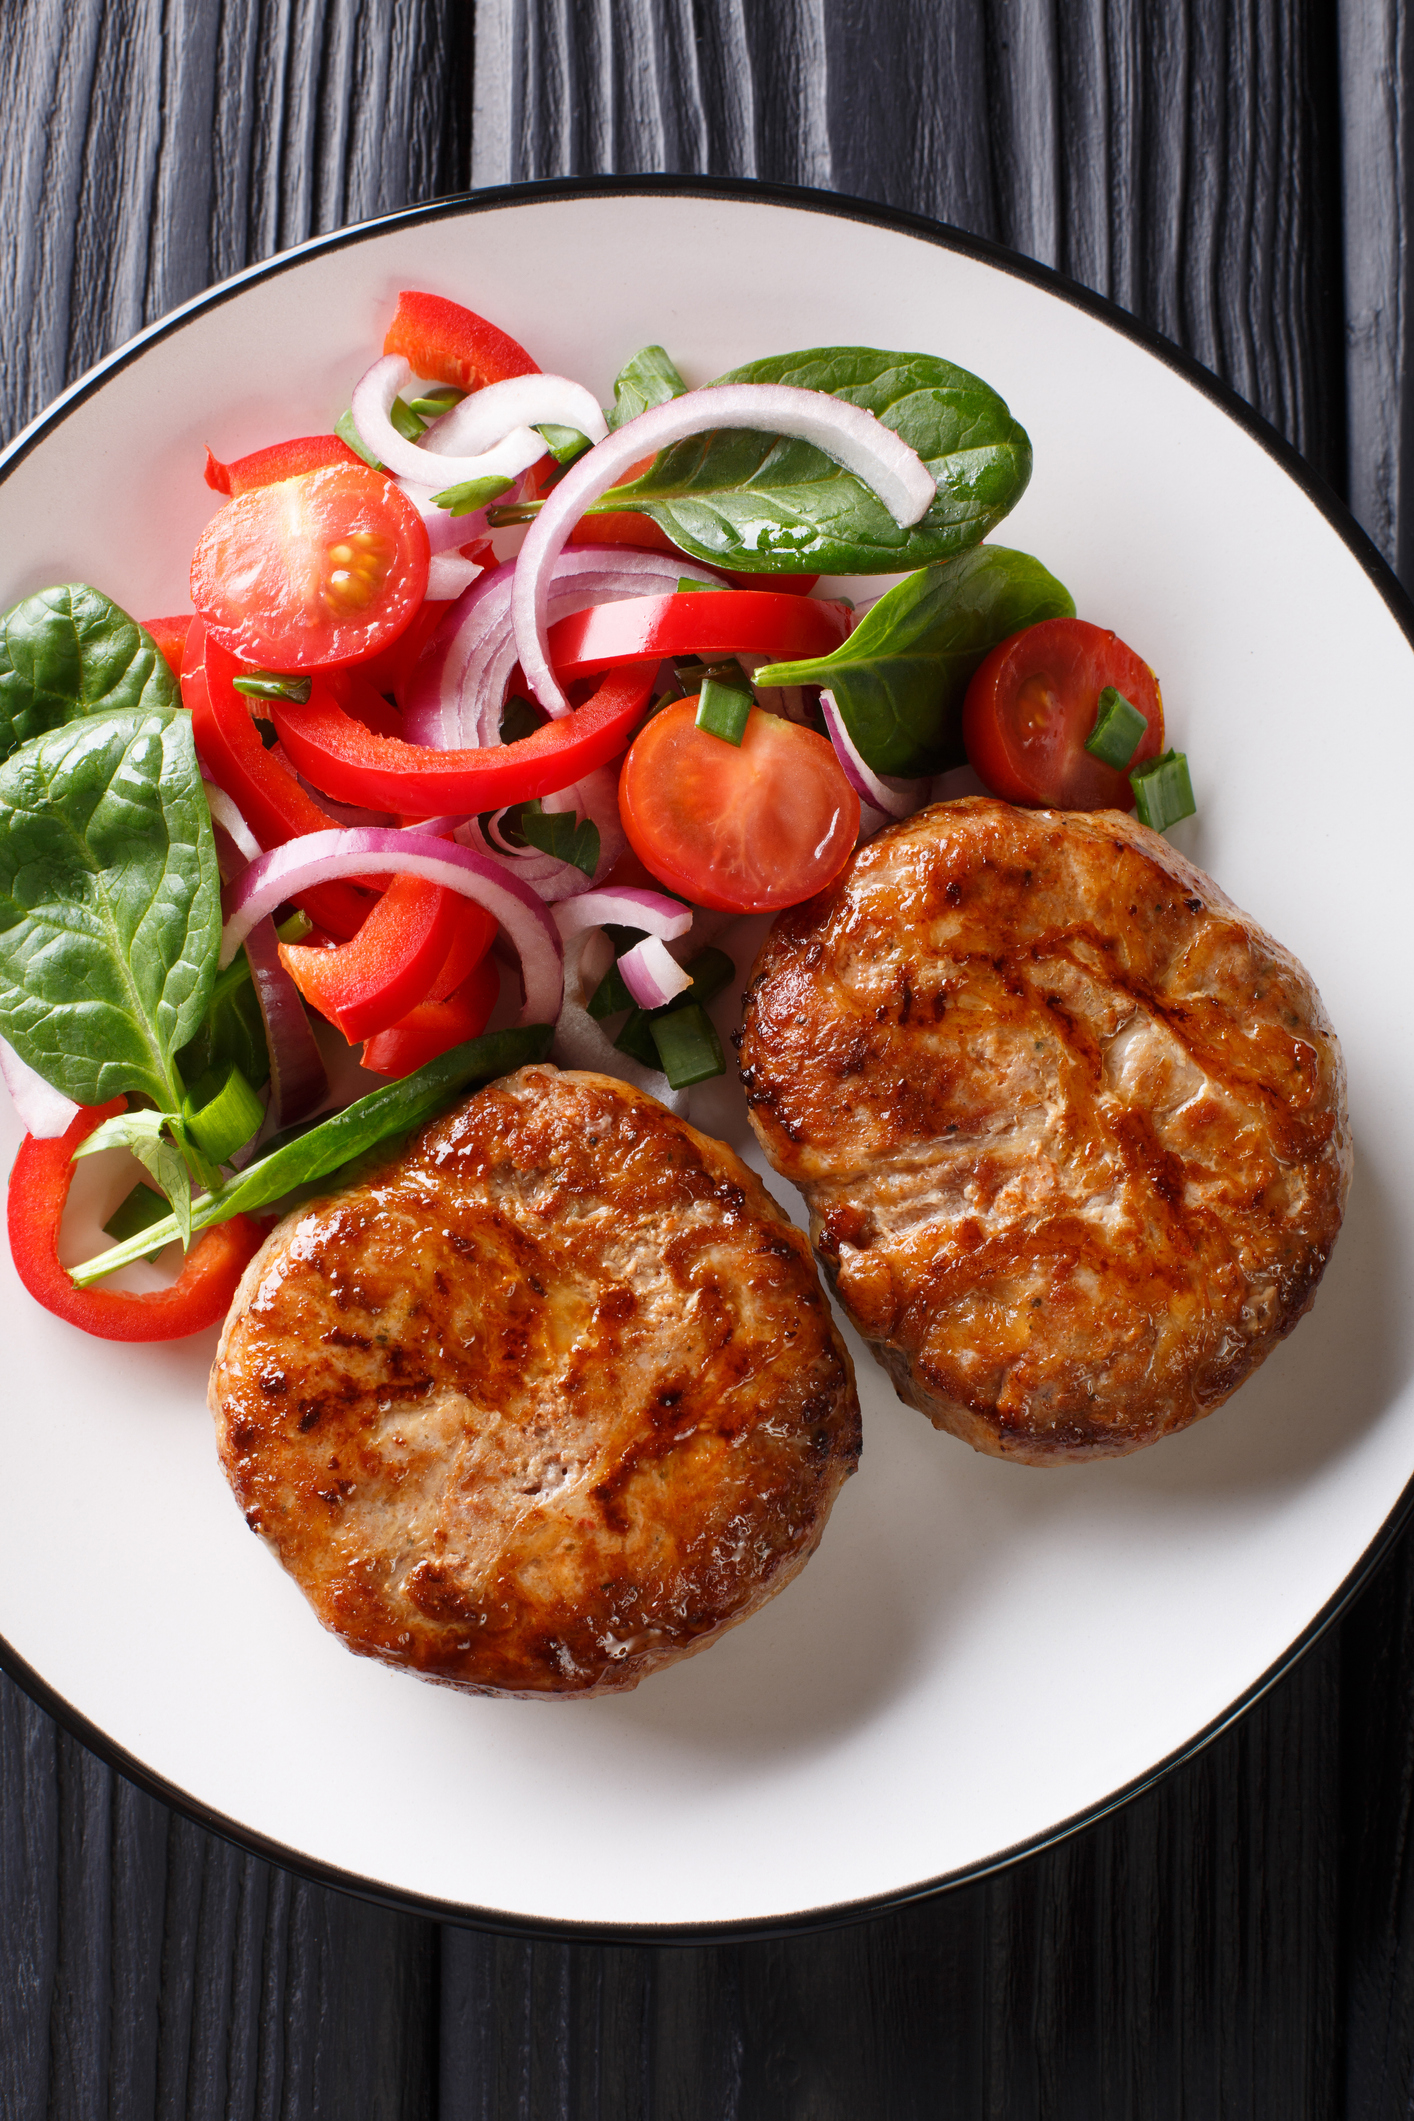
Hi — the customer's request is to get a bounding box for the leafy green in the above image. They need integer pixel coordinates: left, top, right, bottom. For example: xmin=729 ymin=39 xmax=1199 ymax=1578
xmin=431 ymin=473 xmax=516 ymax=517
xmin=535 ymin=424 xmax=593 ymax=465
xmin=606 ymin=345 xmax=687 ymax=430
xmin=388 ymin=396 xmax=427 ymax=442
xmin=0 ymin=709 xmax=221 ymax=1109
xmin=70 ymin=1023 xmax=555 ymax=1284
xmin=756 ymin=546 xmax=1074 ymax=777
xmin=73 ymin=1107 xmax=196 ymax=1245
xmin=0 ymin=585 xmax=180 ymax=765
xmin=588 ymin=346 xmax=1032 ymax=576
xmin=407 ymin=387 xmax=465 ymax=419
xmin=500 ymin=799 xmax=600 ymax=879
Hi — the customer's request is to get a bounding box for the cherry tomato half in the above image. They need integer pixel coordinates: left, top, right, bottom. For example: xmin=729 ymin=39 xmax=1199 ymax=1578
xmin=620 ymin=699 xmax=860 ymax=914
xmin=190 ymin=463 xmax=430 ymax=672
xmin=962 ymin=617 xmax=1164 ymax=810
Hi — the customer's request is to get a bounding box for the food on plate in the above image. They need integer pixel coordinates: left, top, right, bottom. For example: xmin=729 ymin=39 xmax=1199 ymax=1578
xmin=961 ymin=615 xmax=1165 ymax=810
xmin=737 ymin=798 xmax=1349 ymax=1464
xmin=210 ymin=1065 xmax=861 ymax=1696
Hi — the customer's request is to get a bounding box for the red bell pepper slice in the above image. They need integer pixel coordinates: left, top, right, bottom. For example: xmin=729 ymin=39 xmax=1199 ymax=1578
xmin=183 ymin=620 xmax=372 ymax=939
xmin=271 ymin=664 xmax=656 ymax=815
xmin=360 ymin=952 xmax=500 ymax=1078
xmin=277 ymin=872 xmax=464 ymax=1042
xmin=357 ymin=599 xmax=452 ymax=706
xmin=142 ymin=614 xmax=193 ymax=678
xmin=384 ymin=291 xmax=539 ymax=392
xmin=204 ymin=434 xmax=363 ymax=497
xmin=7 ymin=1100 xmax=266 ymax=1342
xmin=545 ymin=590 xmax=850 ymax=682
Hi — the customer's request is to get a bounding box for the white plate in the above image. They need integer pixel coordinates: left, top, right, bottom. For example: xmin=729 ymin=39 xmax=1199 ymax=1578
xmin=2 ymin=182 xmax=1411 ymax=1938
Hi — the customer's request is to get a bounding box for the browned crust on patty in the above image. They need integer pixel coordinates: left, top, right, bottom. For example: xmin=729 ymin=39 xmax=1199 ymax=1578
xmin=737 ymin=798 xmax=1350 ymax=1464
xmin=210 ymin=1066 xmax=860 ymax=1696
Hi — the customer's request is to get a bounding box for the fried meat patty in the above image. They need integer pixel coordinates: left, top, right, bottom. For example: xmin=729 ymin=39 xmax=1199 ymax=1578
xmin=737 ymin=798 xmax=1350 ymax=1464
xmin=210 ymin=1066 xmax=860 ymax=1696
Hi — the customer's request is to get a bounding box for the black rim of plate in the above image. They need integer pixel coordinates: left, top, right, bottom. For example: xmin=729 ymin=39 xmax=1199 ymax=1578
xmin=1 ymin=173 xmax=1410 ymax=1947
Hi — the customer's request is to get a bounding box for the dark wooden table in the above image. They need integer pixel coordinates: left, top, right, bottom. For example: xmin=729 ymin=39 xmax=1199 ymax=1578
xmin=3 ymin=2 xmax=1412 ymax=2112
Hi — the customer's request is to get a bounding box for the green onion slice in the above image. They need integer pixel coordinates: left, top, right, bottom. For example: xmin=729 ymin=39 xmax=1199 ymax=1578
xmin=233 ymin=671 xmax=313 ymax=705
xmin=103 ymin=1181 xmax=173 ymax=1245
xmin=650 ymin=1004 xmax=726 ymax=1088
xmin=1084 ymin=686 xmax=1147 ymax=769
xmin=335 ymin=407 xmax=383 ymax=470
xmin=183 ymin=1064 xmax=266 ymax=1165
xmin=1130 ymin=749 xmax=1196 ymax=833
xmin=696 ymin=673 xmax=754 ymax=746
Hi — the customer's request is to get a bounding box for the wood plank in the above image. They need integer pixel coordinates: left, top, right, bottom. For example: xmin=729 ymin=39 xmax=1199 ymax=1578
xmin=0 ymin=3 xmax=467 ymax=2114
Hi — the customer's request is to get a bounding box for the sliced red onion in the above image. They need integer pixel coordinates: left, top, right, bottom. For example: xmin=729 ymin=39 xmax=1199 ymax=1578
xmin=427 ymin=551 xmax=486 ymax=601
xmin=553 ymin=889 xmax=693 ymax=943
xmin=220 ymin=828 xmax=564 ymax=1026
xmin=819 ymin=689 xmax=930 ymax=819
xmin=404 ymin=546 xmax=729 ymax=748
xmin=454 ymin=817 xmax=590 ymax=904
xmin=513 ymin=386 xmax=937 ymax=715
xmin=418 ymin=374 xmax=607 ymax=458
xmin=0 ymin=1034 xmax=79 ymax=1137
xmin=202 ymin=778 xmax=262 ymax=864
xmin=241 ymin=918 xmax=328 ymax=1127
xmin=619 ymin=936 xmax=693 ymax=1009
xmin=351 ymin=357 xmax=603 ymax=489
xmin=397 ymin=479 xmax=484 ymax=554
xmin=542 ymin=764 xmax=625 ymax=881
xmin=553 ymin=932 xmax=686 ymax=1116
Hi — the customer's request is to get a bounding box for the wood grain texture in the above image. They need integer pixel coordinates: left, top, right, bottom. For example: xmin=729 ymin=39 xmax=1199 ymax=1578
xmin=1 ymin=0 xmax=1411 ymax=2114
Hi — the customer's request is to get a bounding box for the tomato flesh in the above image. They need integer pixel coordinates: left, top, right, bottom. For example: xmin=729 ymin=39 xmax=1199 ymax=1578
xmin=620 ymin=699 xmax=860 ymax=913
xmin=190 ymin=463 xmax=430 ymax=672
xmin=962 ymin=617 xmax=1163 ymax=810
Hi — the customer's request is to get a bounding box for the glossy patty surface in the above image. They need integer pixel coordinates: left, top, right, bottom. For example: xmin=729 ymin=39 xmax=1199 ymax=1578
xmin=737 ymin=799 xmax=1350 ymax=1464
xmin=210 ymin=1066 xmax=859 ymax=1696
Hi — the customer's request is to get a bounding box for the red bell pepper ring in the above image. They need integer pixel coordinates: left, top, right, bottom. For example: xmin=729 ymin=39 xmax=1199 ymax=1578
xmin=7 ymin=1100 xmax=266 ymax=1342
xmin=356 ymin=599 xmax=452 ymax=708
xmin=141 ymin=614 xmax=194 ymax=678
xmin=545 ymin=589 xmax=851 ymax=682
xmin=183 ymin=620 xmax=371 ymax=940
xmin=271 ymin=664 xmax=657 ymax=815
xmin=204 ymin=434 xmax=363 ymax=497
xmin=384 ymin=290 xmax=539 ymax=392
xmin=361 ymin=952 xmax=500 ymax=1078
xmin=277 ymin=871 xmax=464 ymax=1042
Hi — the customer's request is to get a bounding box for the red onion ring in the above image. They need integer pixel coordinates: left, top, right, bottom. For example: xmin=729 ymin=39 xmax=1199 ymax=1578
xmin=404 ymin=547 xmax=729 ymax=750
xmin=0 ymin=1034 xmax=79 ymax=1137
xmin=220 ymin=828 xmax=564 ymax=1026
xmin=242 ymin=918 xmax=328 ymax=1128
xmin=512 ymin=384 xmax=937 ymax=715
xmin=819 ymin=689 xmax=931 ymax=820
xmin=350 ymin=357 xmax=603 ymax=489
xmin=618 ymin=936 xmax=693 ymax=1009
xmin=553 ymin=889 xmax=693 ymax=942
xmin=201 ymin=777 xmax=262 ymax=863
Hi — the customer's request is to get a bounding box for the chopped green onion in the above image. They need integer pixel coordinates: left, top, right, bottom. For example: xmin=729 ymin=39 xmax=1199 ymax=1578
xmin=677 ymin=577 xmax=730 ymax=595
xmin=1130 ymin=749 xmax=1196 ymax=833
xmin=183 ymin=1064 xmax=266 ymax=1164
xmin=588 ymin=962 xmax=636 ymax=1019
xmin=388 ymin=396 xmax=427 ymax=442
xmin=1084 ymin=686 xmax=1146 ymax=769
xmin=430 ymin=474 xmax=516 ymax=518
xmin=275 ymin=909 xmax=313 ymax=945
xmin=499 ymin=695 xmax=545 ymax=745
xmin=336 ymin=407 xmax=383 ymax=470
xmin=674 ymin=947 xmax=734 ymax=1012
xmin=406 ymin=387 xmax=465 ymax=418
xmin=695 ymin=672 xmax=754 ymax=746
xmin=233 ymin=671 xmax=312 ymax=705
xmin=103 ymin=1180 xmax=173 ymax=1245
xmin=650 ymin=1004 xmax=725 ymax=1088
xmin=536 ymin=423 xmax=593 ymax=465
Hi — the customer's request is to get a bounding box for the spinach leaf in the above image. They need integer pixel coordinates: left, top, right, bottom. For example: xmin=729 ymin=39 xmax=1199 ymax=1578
xmin=0 ymin=585 xmax=181 ymax=764
xmin=591 ymin=347 xmax=1031 ymax=576
xmin=0 ymin=709 xmax=220 ymax=1109
xmin=71 ymin=1022 xmax=554 ymax=1283
xmin=504 ymin=799 xmax=600 ymax=879
xmin=606 ymin=345 xmax=687 ymax=430
xmin=756 ymin=546 xmax=1074 ymax=777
